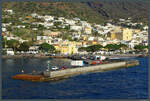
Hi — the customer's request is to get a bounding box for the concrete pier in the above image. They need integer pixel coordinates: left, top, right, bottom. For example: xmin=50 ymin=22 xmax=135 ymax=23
xmin=12 ymin=60 xmax=139 ymax=82
xmin=42 ymin=60 xmax=139 ymax=81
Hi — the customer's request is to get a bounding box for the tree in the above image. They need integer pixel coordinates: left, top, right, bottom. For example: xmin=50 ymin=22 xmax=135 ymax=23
xmin=92 ymin=30 xmax=99 ymax=37
xmin=64 ymin=25 xmax=70 ymax=30
xmin=104 ymin=44 xmax=120 ymax=51
xmin=12 ymin=28 xmax=26 ymax=37
xmin=134 ymin=45 xmax=147 ymax=51
xmin=145 ymin=46 xmax=148 ymax=48
xmin=6 ymin=39 xmax=20 ymax=52
xmin=86 ymin=44 xmax=103 ymax=52
xmin=18 ymin=42 xmax=30 ymax=51
xmin=62 ymin=33 xmax=71 ymax=41
xmin=78 ymin=47 xmax=87 ymax=52
xmin=54 ymin=21 xmax=62 ymax=26
xmin=6 ymin=26 xmax=12 ymax=32
xmin=119 ymin=44 xmax=128 ymax=50
xmin=2 ymin=37 xmax=7 ymax=48
xmin=38 ymin=24 xmax=45 ymax=30
xmin=40 ymin=43 xmax=55 ymax=52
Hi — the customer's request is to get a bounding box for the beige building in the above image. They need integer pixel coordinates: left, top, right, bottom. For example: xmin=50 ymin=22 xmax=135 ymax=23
xmin=58 ymin=41 xmax=80 ymax=55
xmin=122 ymin=28 xmax=133 ymax=41
xmin=84 ymin=26 xmax=92 ymax=34
xmin=44 ymin=30 xmax=61 ymax=37
xmin=132 ymin=29 xmax=141 ymax=33
xmin=108 ymin=27 xmax=133 ymax=41
xmin=60 ymin=44 xmax=78 ymax=55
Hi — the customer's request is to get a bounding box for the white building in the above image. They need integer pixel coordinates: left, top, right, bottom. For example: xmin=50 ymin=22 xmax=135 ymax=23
xmin=32 ymin=28 xmax=38 ymax=30
xmin=119 ymin=19 xmax=125 ymax=22
xmin=44 ymin=15 xmax=54 ymax=22
xmin=6 ymin=48 xmax=14 ymax=55
xmin=70 ymin=26 xmax=82 ymax=31
xmin=37 ymin=36 xmax=47 ymax=40
xmin=98 ymin=37 xmax=104 ymax=41
xmin=15 ymin=25 xmax=25 ymax=28
xmin=29 ymin=46 xmax=39 ymax=54
xmin=88 ymin=37 xmax=95 ymax=41
xmin=72 ymin=33 xmax=81 ymax=39
xmin=19 ymin=39 xmax=28 ymax=43
xmin=2 ymin=28 xmax=7 ymax=32
xmin=43 ymin=22 xmax=54 ymax=27
xmin=84 ymin=26 xmax=92 ymax=34
xmin=128 ymin=40 xmax=139 ymax=49
xmin=31 ymin=13 xmax=38 ymax=17
xmin=73 ymin=17 xmax=80 ymax=21
xmin=2 ymin=23 xmax=12 ymax=27
xmin=45 ymin=37 xmax=53 ymax=44
xmin=58 ymin=17 xmax=65 ymax=20
xmin=143 ymin=26 xmax=148 ymax=30
xmin=6 ymin=36 xmax=19 ymax=40
xmin=65 ymin=19 xmax=76 ymax=25
xmin=4 ymin=9 xmax=14 ymax=14
xmin=81 ymin=21 xmax=90 ymax=27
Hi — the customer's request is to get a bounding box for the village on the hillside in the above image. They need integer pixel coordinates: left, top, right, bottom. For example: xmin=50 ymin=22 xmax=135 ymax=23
xmin=2 ymin=9 xmax=148 ymax=56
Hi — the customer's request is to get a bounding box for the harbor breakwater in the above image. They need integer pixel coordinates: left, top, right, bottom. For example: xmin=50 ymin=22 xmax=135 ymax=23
xmin=12 ymin=60 xmax=139 ymax=82
xmin=43 ymin=60 xmax=139 ymax=80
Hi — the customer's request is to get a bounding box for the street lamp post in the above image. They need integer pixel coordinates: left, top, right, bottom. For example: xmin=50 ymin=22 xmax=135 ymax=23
xmin=47 ymin=61 xmax=51 ymax=77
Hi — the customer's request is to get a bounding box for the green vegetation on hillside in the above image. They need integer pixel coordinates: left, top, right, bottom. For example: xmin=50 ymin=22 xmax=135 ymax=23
xmin=2 ymin=2 xmax=106 ymax=24
xmin=2 ymin=1 xmax=148 ymax=24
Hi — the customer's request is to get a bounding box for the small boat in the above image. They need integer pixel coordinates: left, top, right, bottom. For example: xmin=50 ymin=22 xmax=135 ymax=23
xmin=12 ymin=74 xmax=44 ymax=81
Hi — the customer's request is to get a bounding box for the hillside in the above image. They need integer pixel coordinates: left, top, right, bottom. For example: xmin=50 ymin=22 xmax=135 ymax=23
xmin=2 ymin=1 xmax=148 ymax=24
xmin=2 ymin=2 xmax=106 ymax=24
xmin=84 ymin=1 xmax=148 ymax=24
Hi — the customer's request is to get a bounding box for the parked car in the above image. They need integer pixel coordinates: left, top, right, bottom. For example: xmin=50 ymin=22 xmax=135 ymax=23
xmin=51 ymin=66 xmax=59 ymax=70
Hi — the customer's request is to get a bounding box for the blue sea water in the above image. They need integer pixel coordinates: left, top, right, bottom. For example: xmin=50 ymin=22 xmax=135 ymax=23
xmin=2 ymin=57 xmax=148 ymax=99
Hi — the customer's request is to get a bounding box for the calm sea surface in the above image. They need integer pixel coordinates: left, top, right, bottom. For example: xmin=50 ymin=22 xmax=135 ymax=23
xmin=2 ymin=57 xmax=148 ymax=99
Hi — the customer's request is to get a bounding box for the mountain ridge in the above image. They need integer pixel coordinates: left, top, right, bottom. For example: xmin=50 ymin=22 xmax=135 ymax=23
xmin=2 ymin=1 xmax=148 ymax=24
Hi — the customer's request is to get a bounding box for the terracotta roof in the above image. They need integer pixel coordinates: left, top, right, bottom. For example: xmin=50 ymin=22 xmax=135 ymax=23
xmin=53 ymin=44 xmax=59 ymax=46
